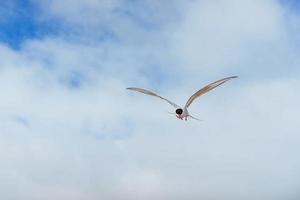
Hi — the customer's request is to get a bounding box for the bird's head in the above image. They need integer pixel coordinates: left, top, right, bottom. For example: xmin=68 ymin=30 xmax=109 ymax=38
xmin=175 ymin=108 xmax=183 ymax=116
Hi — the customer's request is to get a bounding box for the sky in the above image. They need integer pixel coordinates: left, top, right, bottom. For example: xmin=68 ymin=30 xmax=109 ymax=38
xmin=0 ymin=0 xmax=300 ymax=199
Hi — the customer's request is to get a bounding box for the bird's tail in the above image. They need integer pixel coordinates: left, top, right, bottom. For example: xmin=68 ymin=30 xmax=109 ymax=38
xmin=188 ymin=114 xmax=203 ymax=121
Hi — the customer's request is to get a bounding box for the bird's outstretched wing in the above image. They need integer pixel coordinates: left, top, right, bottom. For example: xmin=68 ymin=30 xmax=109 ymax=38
xmin=127 ymin=87 xmax=180 ymax=108
xmin=184 ymin=76 xmax=238 ymax=108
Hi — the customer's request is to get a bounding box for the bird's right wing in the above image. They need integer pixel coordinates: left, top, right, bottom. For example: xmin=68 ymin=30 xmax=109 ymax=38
xmin=126 ymin=87 xmax=180 ymax=108
xmin=184 ymin=76 xmax=238 ymax=108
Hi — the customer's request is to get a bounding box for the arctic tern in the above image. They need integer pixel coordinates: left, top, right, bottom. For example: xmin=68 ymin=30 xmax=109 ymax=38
xmin=127 ymin=76 xmax=237 ymax=121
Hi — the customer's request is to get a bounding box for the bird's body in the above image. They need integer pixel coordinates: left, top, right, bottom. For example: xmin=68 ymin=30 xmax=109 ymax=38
xmin=127 ymin=76 xmax=237 ymax=121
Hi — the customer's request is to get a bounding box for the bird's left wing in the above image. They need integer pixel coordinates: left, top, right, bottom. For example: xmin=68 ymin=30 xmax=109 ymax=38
xmin=127 ymin=87 xmax=180 ymax=108
xmin=184 ymin=76 xmax=238 ymax=108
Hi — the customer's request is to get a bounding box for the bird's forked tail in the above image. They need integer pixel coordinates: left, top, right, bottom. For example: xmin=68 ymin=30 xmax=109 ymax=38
xmin=188 ymin=114 xmax=202 ymax=121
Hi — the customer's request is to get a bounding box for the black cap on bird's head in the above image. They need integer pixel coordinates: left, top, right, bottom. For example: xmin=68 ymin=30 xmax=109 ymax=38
xmin=175 ymin=108 xmax=183 ymax=115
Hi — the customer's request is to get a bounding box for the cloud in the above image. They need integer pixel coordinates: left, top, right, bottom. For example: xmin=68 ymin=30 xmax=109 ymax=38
xmin=170 ymin=0 xmax=300 ymax=80
xmin=0 ymin=0 xmax=300 ymax=199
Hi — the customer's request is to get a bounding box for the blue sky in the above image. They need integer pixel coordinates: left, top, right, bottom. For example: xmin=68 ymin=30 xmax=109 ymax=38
xmin=0 ymin=0 xmax=59 ymax=49
xmin=0 ymin=1 xmax=300 ymax=199
xmin=0 ymin=0 xmax=299 ymax=48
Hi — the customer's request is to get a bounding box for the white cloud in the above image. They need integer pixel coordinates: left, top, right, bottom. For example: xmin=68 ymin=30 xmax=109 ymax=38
xmin=0 ymin=0 xmax=300 ymax=199
xmin=172 ymin=0 xmax=280 ymax=68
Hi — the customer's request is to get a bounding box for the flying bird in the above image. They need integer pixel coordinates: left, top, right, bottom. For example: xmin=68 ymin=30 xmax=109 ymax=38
xmin=127 ymin=76 xmax=237 ymax=121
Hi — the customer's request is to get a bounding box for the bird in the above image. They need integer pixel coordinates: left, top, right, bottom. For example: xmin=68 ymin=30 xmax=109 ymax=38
xmin=126 ymin=76 xmax=237 ymax=121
